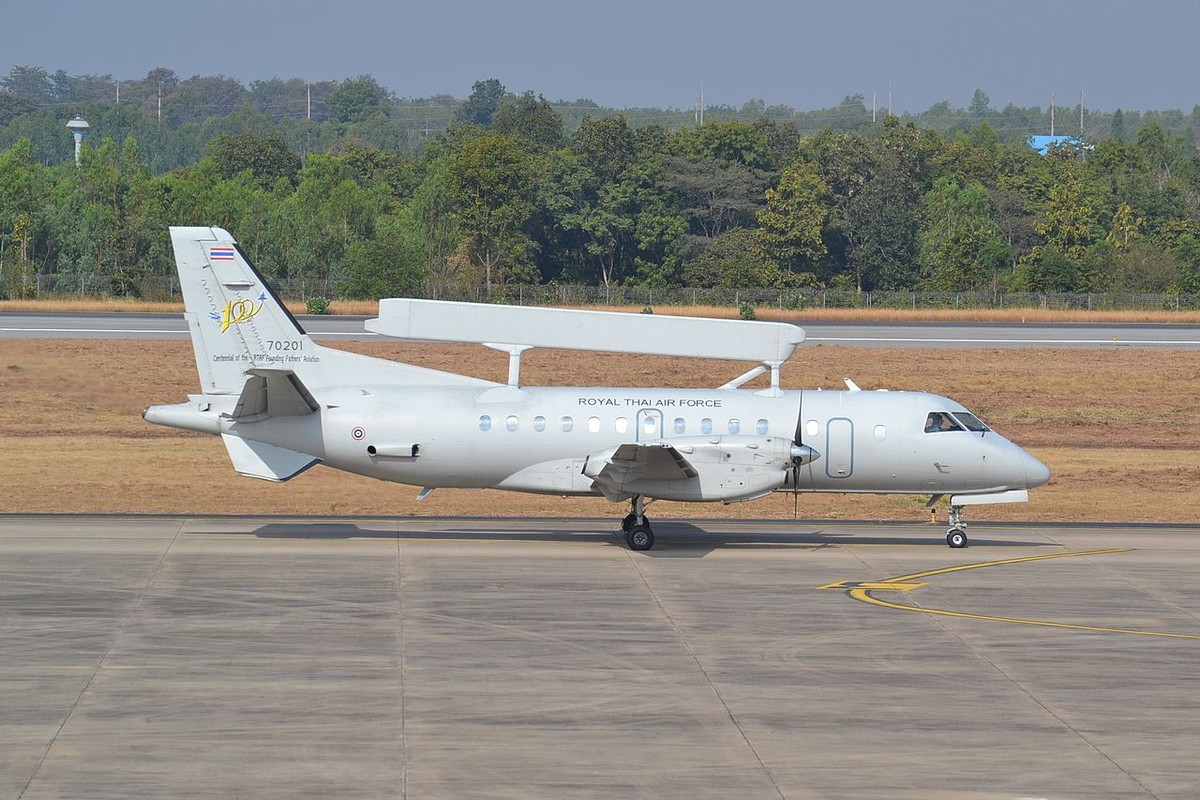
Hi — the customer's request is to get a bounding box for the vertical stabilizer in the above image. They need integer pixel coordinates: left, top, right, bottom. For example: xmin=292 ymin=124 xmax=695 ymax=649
xmin=169 ymin=226 xmax=493 ymax=395
xmin=171 ymin=226 xmax=315 ymax=394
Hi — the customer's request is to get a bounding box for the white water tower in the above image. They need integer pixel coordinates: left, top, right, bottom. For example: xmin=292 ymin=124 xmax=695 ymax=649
xmin=66 ymin=116 xmax=91 ymax=166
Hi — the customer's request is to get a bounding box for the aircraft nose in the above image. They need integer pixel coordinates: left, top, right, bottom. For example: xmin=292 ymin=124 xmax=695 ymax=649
xmin=1022 ymin=451 xmax=1051 ymax=488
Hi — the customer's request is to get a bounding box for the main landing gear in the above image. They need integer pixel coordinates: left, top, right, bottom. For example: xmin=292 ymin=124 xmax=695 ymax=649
xmin=945 ymin=504 xmax=968 ymax=548
xmin=621 ymin=496 xmax=655 ymax=551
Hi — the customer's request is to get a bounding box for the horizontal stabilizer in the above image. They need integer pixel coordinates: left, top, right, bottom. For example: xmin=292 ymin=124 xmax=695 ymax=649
xmin=230 ymin=369 xmax=319 ymax=420
xmin=221 ymin=434 xmax=319 ymax=482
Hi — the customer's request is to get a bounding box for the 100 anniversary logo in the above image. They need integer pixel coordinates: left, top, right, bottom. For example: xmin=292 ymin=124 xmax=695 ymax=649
xmin=210 ymin=293 xmax=267 ymax=333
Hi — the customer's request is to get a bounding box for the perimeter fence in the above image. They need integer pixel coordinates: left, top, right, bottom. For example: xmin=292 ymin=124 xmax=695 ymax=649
xmin=5 ymin=272 xmax=1199 ymax=312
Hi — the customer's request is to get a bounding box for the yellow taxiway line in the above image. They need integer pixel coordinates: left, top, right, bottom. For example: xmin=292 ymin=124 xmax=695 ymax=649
xmin=822 ymin=548 xmax=1200 ymax=640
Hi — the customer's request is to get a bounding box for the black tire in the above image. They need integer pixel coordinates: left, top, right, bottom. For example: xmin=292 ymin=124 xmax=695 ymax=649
xmin=626 ymin=525 xmax=655 ymax=551
xmin=621 ymin=513 xmax=637 ymax=532
xmin=946 ymin=529 xmax=968 ymax=549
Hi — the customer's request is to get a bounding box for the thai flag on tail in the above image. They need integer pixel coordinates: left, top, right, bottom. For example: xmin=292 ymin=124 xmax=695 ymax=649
xmin=208 ymin=246 xmax=236 ymax=261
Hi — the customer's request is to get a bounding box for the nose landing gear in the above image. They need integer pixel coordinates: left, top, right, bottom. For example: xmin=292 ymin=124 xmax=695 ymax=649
xmin=945 ymin=504 xmax=968 ymax=548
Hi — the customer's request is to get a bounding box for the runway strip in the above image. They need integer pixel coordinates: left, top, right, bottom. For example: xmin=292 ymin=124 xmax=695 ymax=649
xmin=2 ymin=516 xmax=1198 ymax=799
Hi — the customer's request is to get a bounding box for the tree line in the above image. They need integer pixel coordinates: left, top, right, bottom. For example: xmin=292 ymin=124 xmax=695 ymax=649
xmin=2 ymin=69 xmax=1199 ymax=301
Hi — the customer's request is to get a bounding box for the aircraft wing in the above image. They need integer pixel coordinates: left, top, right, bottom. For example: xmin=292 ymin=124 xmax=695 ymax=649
xmin=584 ymin=442 xmax=699 ymax=496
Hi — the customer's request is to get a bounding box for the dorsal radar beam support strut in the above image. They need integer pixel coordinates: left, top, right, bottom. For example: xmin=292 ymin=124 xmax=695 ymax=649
xmin=719 ymin=360 xmax=784 ymax=394
xmin=484 ymin=344 xmax=533 ymax=387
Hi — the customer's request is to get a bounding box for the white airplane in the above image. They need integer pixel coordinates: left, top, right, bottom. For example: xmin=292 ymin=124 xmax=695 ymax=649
xmin=145 ymin=227 xmax=1051 ymax=550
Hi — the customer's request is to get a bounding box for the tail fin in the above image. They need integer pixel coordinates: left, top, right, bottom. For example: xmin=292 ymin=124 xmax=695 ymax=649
xmin=169 ymin=226 xmax=492 ymax=393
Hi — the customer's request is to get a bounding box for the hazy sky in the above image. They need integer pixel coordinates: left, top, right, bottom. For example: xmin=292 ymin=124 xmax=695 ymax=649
xmin=5 ymin=0 xmax=1196 ymax=113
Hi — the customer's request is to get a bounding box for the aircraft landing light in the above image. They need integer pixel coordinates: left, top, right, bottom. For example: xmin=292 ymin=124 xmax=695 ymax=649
xmin=819 ymin=581 xmax=927 ymax=591
xmin=827 ymin=548 xmax=1200 ymax=640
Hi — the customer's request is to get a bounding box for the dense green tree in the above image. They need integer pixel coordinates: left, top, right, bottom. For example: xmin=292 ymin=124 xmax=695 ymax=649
xmin=919 ymin=176 xmax=1009 ymax=291
xmin=1030 ymin=165 xmax=1102 ymax=262
xmin=209 ymin=130 xmax=301 ymax=188
xmin=572 ymin=115 xmax=638 ymax=183
xmin=401 ymin=153 xmax=461 ymax=289
xmin=670 ymin=119 xmax=776 ymax=171
xmin=456 ymin=78 xmax=506 ymax=127
xmin=755 ymin=160 xmax=828 ymax=277
xmin=168 ymin=75 xmax=249 ymax=126
xmin=0 ymin=93 xmax=38 ymax=126
xmin=969 ymin=89 xmax=991 ymax=118
xmin=445 ymin=133 xmax=537 ymax=290
xmin=340 ymin=214 xmax=425 ymax=298
xmin=544 ymin=118 xmax=685 ymax=287
xmin=0 ymin=138 xmax=43 ymax=296
xmin=248 ymin=77 xmax=328 ymax=121
xmin=682 ymin=228 xmax=775 ymax=288
xmin=1096 ymin=240 xmax=1181 ymax=292
xmin=5 ymin=63 xmax=1200 ymax=300
xmin=0 ymin=66 xmax=53 ymax=102
xmin=662 ymin=155 xmax=764 ymax=238
xmin=328 ymin=76 xmax=390 ymax=124
xmin=493 ymin=92 xmax=564 ymax=151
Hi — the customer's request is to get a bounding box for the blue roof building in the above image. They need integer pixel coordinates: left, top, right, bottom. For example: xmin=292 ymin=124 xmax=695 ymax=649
xmin=1028 ymin=135 xmax=1087 ymax=155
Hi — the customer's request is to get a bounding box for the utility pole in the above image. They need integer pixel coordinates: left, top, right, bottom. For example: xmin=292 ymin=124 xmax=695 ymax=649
xmin=1080 ymin=89 xmax=1084 ymax=133
xmin=1050 ymin=92 xmax=1055 ymax=136
xmin=694 ymin=84 xmax=705 ymax=126
xmin=157 ymin=86 xmax=162 ymax=125
xmin=307 ymin=84 xmax=311 ymax=120
xmin=872 ymin=93 xmax=877 ymax=123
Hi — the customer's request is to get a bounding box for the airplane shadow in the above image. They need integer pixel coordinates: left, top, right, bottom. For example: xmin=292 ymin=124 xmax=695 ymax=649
xmin=180 ymin=520 xmax=1048 ymax=558
xmin=626 ymin=523 xmax=1044 ymax=558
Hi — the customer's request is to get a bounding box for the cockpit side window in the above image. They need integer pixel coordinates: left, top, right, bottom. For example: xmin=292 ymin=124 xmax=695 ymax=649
xmin=924 ymin=412 xmax=963 ymax=433
xmin=951 ymin=412 xmax=990 ymax=432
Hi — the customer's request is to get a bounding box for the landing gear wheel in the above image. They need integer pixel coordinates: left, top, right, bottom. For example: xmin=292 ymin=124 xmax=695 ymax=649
xmin=621 ymin=512 xmax=647 ymax=533
xmin=946 ymin=528 xmax=968 ymax=549
xmin=626 ymin=525 xmax=655 ymax=551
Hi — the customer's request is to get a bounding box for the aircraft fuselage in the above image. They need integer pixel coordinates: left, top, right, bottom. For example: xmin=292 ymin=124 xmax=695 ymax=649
xmin=210 ymin=384 xmax=1046 ymax=502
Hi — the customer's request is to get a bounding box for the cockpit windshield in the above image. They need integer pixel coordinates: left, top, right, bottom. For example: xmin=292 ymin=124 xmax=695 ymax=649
xmin=951 ymin=412 xmax=990 ymax=432
xmin=925 ymin=411 xmax=992 ymax=433
xmin=924 ymin=412 xmax=962 ymax=433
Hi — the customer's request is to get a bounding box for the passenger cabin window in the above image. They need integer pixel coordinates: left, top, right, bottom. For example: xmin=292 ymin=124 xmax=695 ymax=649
xmin=642 ymin=415 xmax=659 ymax=436
xmin=587 ymin=416 xmax=601 ymax=433
xmin=924 ymin=412 xmax=963 ymax=433
xmin=728 ymin=418 xmax=741 ymax=434
xmin=756 ymin=418 xmax=769 ymax=435
xmin=615 ymin=417 xmax=629 ymax=434
xmin=561 ymin=416 xmax=574 ymax=432
xmin=674 ymin=417 xmax=686 ymax=434
xmin=701 ymin=418 xmax=713 ymax=434
xmin=952 ymin=412 xmax=990 ymax=432
xmin=533 ymin=415 xmax=546 ymax=432
xmin=479 ymin=414 xmax=492 ymax=432
xmin=506 ymin=415 xmax=519 ymax=432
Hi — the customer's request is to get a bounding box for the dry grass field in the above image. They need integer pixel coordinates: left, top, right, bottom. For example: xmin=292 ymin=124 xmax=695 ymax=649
xmin=1 ymin=336 xmax=1197 ymax=524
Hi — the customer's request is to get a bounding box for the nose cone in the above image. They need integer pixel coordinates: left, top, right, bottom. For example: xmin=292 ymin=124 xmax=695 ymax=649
xmin=1022 ymin=451 xmax=1051 ymax=488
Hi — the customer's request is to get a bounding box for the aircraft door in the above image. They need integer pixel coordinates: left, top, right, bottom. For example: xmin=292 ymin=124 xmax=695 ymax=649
xmin=636 ymin=409 xmax=663 ymax=441
xmin=825 ymin=417 xmax=854 ymax=478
